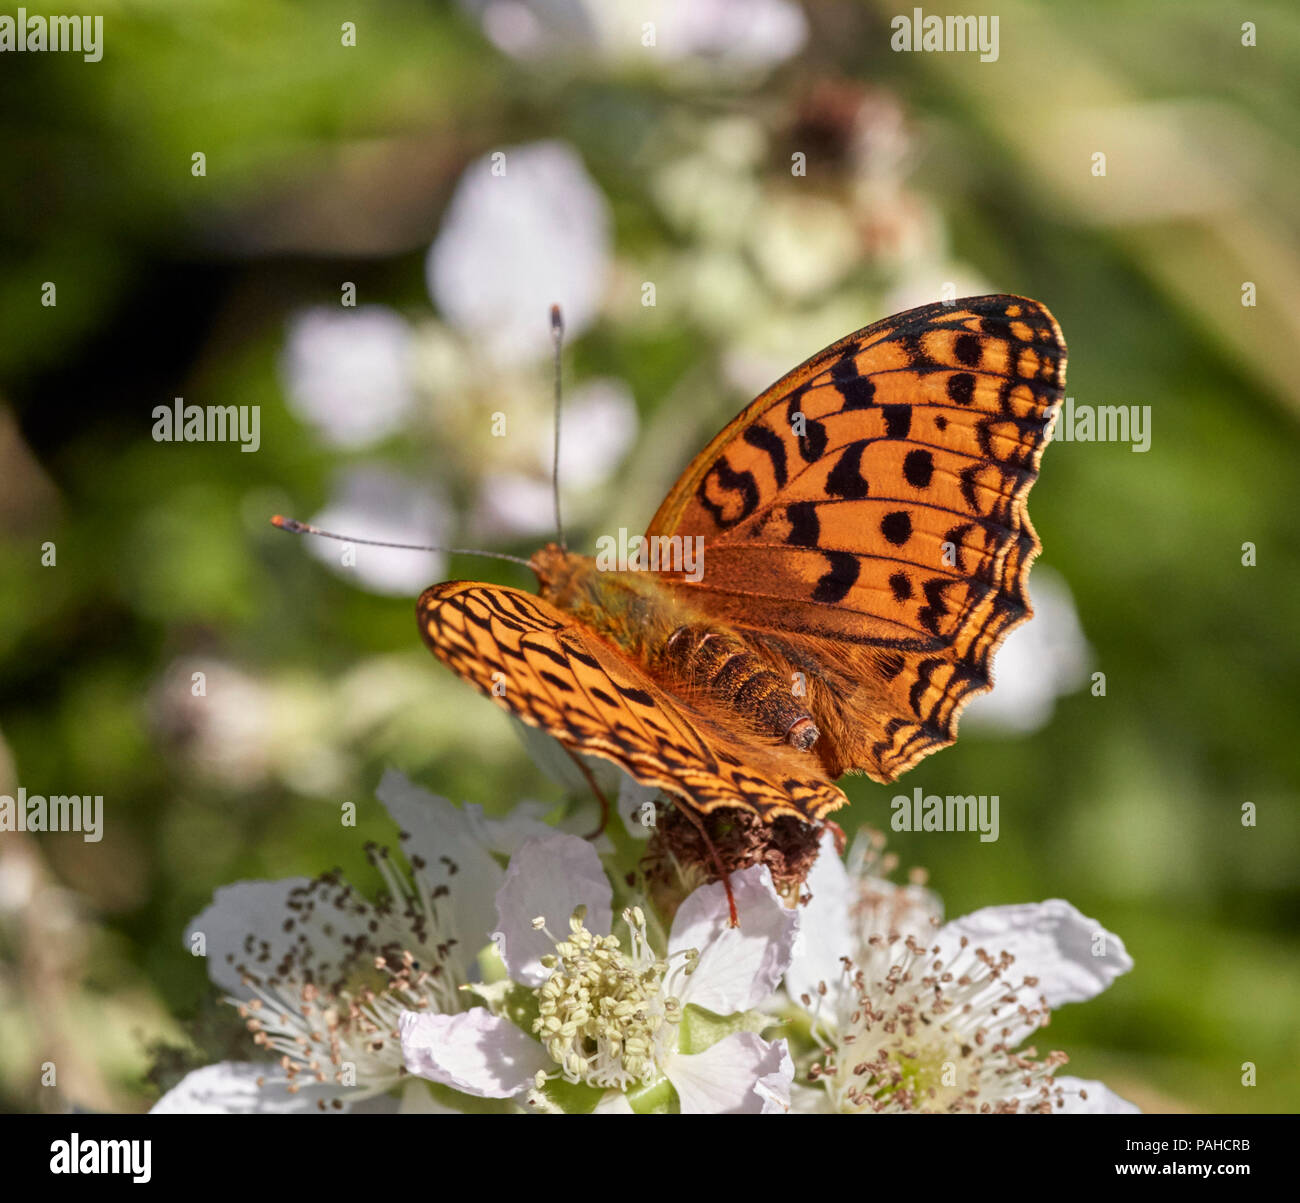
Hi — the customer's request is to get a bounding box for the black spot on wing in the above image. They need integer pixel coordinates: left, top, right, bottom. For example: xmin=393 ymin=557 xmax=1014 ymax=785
xmin=697 ymin=457 xmax=760 ymax=529
xmin=903 ymin=448 xmax=934 ymax=489
xmin=561 ymin=641 xmax=602 ymax=670
xmin=787 ymin=391 xmax=829 ymax=462
xmin=876 ymin=651 xmax=906 ymax=681
xmin=526 ymin=641 xmax=571 ymax=670
xmin=954 ymin=332 xmax=983 ymax=367
xmin=785 ymin=500 xmax=820 ymax=547
xmin=825 ymin=441 xmax=871 ymax=500
xmin=889 ymin=571 xmax=913 ymax=601
xmin=942 ymin=523 xmax=975 ymax=571
xmin=811 ymin=550 xmax=860 ymax=604
xmin=742 ymin=423 xmax=788 ymax=489
xmin=900 ymin=333 xmax=939 ymax=373
xmin=916 ymin=580 xmax=952 ymax=636
xmin=881 ymin=511 xmax=912 ymax=546
xmin=829 ymin=356 xmax=876 ymax=409
xmin=539 ymin=670 xmax=575 ymax=694
xmin=883 ymin=404 xmax=912 ymax=439
xmin=909 ymin=657 xmax=945 ymax=716
xmin=946 ymin=373 xmax=976 ymax=406
xmin=797 ymin=419 xmax=828 ymax=463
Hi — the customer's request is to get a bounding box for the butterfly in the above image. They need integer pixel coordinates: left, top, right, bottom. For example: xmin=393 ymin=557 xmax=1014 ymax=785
xmin=413 ymin=295 xmax=1065 ymax=847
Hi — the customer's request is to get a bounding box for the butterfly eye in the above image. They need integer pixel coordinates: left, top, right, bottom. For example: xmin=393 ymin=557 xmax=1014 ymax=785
xmin=786 ymin=717 xmax=820 ymax=752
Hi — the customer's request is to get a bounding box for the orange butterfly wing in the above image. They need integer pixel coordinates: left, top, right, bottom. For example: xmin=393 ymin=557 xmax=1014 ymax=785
xmin=417 ymin=581 xmax=846 ymax=822
xmin=645 ymin=295 xmax=1066 ymax=783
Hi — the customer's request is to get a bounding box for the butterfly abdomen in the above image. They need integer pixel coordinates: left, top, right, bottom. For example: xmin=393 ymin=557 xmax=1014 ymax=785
xmin=657 ymin=626 xmax=819 ymax=751
xmin=532 ymin=544 xmax=819 ymax=752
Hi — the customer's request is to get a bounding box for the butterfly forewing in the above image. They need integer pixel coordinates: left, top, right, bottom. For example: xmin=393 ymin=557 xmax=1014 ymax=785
xmin=418 ymin=581 xmax=847 ymax=822
xmin=644 ymin=295 xmax=1066 ymax=783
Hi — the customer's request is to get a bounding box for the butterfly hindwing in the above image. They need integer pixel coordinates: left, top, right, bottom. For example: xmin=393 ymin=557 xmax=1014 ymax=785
xmin=417 ymin=581 xmax=847 ymax=822
xmin=644 ymin=295 xmax=1066 ymax=783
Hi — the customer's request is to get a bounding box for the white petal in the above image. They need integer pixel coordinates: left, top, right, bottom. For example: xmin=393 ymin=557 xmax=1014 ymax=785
xmin=939 ymin=899 xmax=1132 ymax=1006
xmin=461 ymin=798 xmax=558 ymax=857
xmin=376 ymin=769 xmax=504 ymax=967
xmin=428 ymin=141 xmax=611 ymax=367
xmin=150 ymin=1062 xmax=352 ymax=1114
xmin=669 ymin=865 xmax=797 ymax=1014
xmin=934 ymin=900 xmax=1132 ymax=1045
xmin=281 ymin=305 xmax=416 ymax=448
xmin=185 ymin=877 xmax=362 ymax=998
xmin=666 ymin=0 xmax=809 ymax=68
xmin=783 ymin=830 xmax=852 ymax=1009
xmin=474 ymin=471 xmax=560 ymax=539
xmin=1055 ymin=1076 xmax=1142 ymax=1114
xmin=667 ymin=1033 xmax=793 ymax=1115
xmin=494 ymin=834 xmax=612 ymax=986
xmin=400 ymin=1009 xmax=547 ymax=1099
xmin=461 ymin=795 xmax=616 ymax=862
xmin=753 ymin=1040 xmax=795 ymax=1113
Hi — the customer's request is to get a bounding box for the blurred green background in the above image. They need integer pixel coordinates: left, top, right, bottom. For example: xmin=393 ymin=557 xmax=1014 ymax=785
xmin=1 ymin=0 xmax=1296 ymax=1114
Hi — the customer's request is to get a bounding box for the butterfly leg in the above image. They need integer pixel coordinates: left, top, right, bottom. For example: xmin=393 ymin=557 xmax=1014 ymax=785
xmin=562 ymin=745 xmax=611 ymax=840
xmin=669 ymin=801 xmax=739 ymax=928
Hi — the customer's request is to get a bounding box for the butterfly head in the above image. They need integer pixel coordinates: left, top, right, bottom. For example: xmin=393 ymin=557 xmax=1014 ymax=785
xmin=529 ymin=541 xmax=577 ymax=591
xmin=529 ymin=541 xmax=605 ymax=617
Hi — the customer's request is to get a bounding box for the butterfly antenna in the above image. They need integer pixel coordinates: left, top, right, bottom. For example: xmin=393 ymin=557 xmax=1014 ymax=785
xmin=550 ymin=304 xmax=567 ymax=551
xmin=270 ymin=515 xmax=532 ymax=568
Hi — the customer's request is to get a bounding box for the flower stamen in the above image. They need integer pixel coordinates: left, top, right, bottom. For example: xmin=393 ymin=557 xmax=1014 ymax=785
xmin=532 ymin=905 xmax=690 ymax=1091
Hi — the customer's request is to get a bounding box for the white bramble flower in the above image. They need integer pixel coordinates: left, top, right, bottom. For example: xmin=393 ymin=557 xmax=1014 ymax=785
xmin=149 ymin=657 xmax=276 ymax=790
xmin=417 ymin=139 xmax=636 ymax=539
xmin=784 ymin=834 xmax=1138 ymax=1115
xmin=153 ymin=772 xmax=561 ymax=1114
xmin=280 ymin=306 xmax=417 ymax=448
xmin=461 ymin=0 xmax=808 ymax=75
xmin=427 ymin=141 xmax=611 ymax=368
xmin=400 ymin=834 xmax=796 ymax=1113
